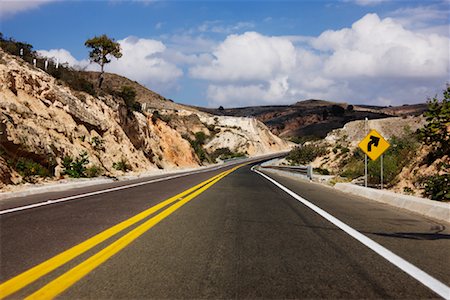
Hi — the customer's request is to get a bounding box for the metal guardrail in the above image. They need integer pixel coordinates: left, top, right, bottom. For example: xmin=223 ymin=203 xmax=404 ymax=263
xmin=260 ymin=165 xmax=313 ymax=180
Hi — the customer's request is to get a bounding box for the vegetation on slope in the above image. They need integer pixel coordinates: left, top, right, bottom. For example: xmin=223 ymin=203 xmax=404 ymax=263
xmin=286 ymin=86 xmax=449 ymax=201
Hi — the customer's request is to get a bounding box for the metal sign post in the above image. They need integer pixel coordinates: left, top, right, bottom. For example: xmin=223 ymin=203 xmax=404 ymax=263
xmin=381 ymin=154 xmax=383 ymax=189
xmin=358 ymin=128 xmax=390 ymax=189
xmin=364 ymin=118 xmax=368 ymax=187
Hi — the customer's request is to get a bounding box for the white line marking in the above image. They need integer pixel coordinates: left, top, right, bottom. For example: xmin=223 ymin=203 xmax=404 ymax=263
xmin=252 ymin=167 xmax=450 ymax=300
xmin=0 ymin=164 xmax=230 ymax=216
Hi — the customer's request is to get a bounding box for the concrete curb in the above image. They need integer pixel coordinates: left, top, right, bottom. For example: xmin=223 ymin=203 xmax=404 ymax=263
xmin=335 ymin=183 xmax=450 ymax=224
xmin=0 ymin=178 xmax=115 ymax=200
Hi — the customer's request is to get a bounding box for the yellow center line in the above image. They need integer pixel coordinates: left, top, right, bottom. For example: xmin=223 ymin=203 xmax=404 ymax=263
xmin=25 ymin=165 xmax=242 ymax=300
xmin=0 ymin=167 xmax=235 ymax=299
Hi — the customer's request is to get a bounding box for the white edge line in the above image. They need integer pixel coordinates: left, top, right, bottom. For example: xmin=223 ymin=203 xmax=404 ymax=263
xmin=0 ymin=164 xmax=229 ymax=216
xmin=252 ymin=166 xmax=450 ymax=300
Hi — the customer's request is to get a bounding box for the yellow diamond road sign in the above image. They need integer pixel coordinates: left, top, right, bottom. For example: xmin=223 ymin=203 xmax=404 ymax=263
xmin=358 ymin=129 xmax=390 ymax=161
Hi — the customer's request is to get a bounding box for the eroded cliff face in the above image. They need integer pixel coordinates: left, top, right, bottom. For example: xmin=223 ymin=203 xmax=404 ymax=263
xmin=0 ymin=49 xmax=291 ymax=188
xmin=0 ymin=49 xmax=199 ymax=187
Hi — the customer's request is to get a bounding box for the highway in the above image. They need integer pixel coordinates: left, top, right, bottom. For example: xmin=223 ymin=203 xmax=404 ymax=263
xmin=0 ymin=160 xmax=449 ymax=299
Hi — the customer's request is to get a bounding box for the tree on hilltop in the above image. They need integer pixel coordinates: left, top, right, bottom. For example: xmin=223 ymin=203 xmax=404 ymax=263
xmin=85 ymin=34 xmax=122 ymax=88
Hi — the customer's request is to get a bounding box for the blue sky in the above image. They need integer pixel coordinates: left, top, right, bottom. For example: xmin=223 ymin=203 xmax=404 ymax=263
xmin=1 ymin=0 xmax=449 ymax=107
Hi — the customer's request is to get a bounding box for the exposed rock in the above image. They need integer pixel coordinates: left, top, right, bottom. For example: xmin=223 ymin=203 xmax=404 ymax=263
xmin=0 ymin=49 xmax=291 ymax=189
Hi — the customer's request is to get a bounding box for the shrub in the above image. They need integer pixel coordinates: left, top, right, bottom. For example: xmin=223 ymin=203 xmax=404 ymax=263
xmin=62 ymin=152 xmax=89 ymax=178
xmin=420 ymin=174 xmax=450 ymax=201
xmin=287 ymin=144 xmax=327 ymax=165
xmin=113 ymin=159 xmax=131 ymax=172
xmin=403 ymin=187 xmax=414 ymax=195
xmin=185 ymin=132 xmax=211 ymax=163
xmin=210 ymin=147 xmax=246 ymax=162
xmin=15 ymin=158 xmax=50 ymax=182
xmin=90 ymin=136 xmax=104 ymax=151
xmin=331 ymin=105 xmax=345 ymax=116
xmin=315 ymin=167 xmax=330 ymax=175
xmin=86 ymin=165 xmax=103 ymax=178
xmin=339 ymin=133 xmax=420 ymax=186
xmin=289 ymin=135 xmax=319 ymax=145
xmin=418 ymin=85 xmax=450 ymax=159
xmin=118 ymin=86 xmax=141 ymax=112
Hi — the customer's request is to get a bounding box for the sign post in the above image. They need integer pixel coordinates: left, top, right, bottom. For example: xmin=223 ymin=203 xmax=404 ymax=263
xmin=358 ymin=129 xmax=390 ymax=188
xmin=364 ymin=118 xmax=368 ymax=187
xmin=381 ymin=155 xmax=384 ymax=189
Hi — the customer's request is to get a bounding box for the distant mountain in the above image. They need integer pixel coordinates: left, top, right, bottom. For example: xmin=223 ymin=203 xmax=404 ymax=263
xmin=197 ymin=100 xmax=427 ymax=139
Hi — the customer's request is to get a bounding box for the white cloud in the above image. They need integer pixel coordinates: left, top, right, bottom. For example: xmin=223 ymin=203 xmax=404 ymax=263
xmin=313 ymin=14 xmax=448 ymax=78
xmin=37 ymin=49 xmax=89 ymax=68
xmin=188 ymin=13 xmax=449 ymax=107
xmin=0 ymin=0 xmax=55 ymax=18
xmin=190 ymin=32 xmax=297 ymax=82
xmin=197 ymin=21 xmax=255 ymax=34
xmin=344 ymin=0 xmax=390 ymax=6
xmin=386 ymin=5 xmax=450 ymax=35
xmin=106 ymin=36 xmax=183 ymax=89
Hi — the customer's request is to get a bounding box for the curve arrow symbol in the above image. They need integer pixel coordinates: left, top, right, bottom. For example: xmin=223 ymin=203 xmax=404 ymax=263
xmin=367 ymin=136 xmax=380 ymax=152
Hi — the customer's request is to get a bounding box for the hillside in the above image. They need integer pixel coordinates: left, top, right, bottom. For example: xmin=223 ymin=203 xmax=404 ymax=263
xmin=79 ymin=71 xmax=194 ymax=112
xmin=288 ymin=115 xmax=448 ymax=199
xmin=198 ymin=100 xmax=427 ymax=139
xmin=0 ymin=48 xmax=291 ymax=189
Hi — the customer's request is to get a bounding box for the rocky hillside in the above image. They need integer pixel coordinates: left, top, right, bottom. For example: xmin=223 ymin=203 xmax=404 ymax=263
xmin=199 ymin=100 xmax=427 ymax=139
xmin=79 ymin=71 xmax=192 ymax=112
xmin=0 ymin=49 xmax=291 ymax=189
xmin=305 ymin=116 xmax=447 ymax=198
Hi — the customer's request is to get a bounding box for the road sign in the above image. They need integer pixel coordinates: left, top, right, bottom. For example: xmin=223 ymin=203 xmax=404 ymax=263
xmin=358 ymin=129 xmax=390 ymax=161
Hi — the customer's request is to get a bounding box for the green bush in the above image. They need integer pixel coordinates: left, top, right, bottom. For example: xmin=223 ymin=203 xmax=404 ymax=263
xmin=286 ymin=144 xmax=327 ymax=165
xmin=62 ymin=152 xmax=89 ymax=178
xmin=185 ymin=132 xmax=210 ymax=163
xmin=90 ymin=136 xmax=104 ymax=151
xmin=113 ymin=159 xmax=131 ymax=172
xmin=15 ymin=158 xmax=50 ymax=182
xmin=151 ymin=110 xmax=170 ymax=123
xmin=289 ymin=136 xmax=320 ymax=145
xmin=420 ymin=174 xmax=450 ymax=201
xmin=210 ymin=147 xmax=246 ymax=162
xmin=418 ymin=85 xmax=450 ymax=159
xmin=340 ymin=133 xmax=420 ymax=186
xmin=315 ymin=167 xmax=330 ymax=175
xmin=118 ymin=86 xmax=141 ymax=112
xmin=86 ymin=165 xmax=103 ymax=178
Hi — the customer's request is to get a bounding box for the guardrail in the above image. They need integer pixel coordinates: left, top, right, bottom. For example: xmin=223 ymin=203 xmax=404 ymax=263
xmin=260 ymin=165 xmax=313 ymax=180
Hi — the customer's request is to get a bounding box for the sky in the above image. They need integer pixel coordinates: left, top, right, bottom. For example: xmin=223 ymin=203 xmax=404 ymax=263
xmin=1 ymin=0 xmax=449 ymax=108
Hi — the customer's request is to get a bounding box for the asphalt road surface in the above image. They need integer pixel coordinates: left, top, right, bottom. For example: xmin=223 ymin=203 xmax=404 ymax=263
xmin=1 ymin=161 xmax=449 ymax=299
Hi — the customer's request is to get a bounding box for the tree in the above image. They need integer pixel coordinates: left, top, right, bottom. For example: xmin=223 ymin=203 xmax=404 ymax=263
xmin=419 ymin=85 xmax=450 ymax=158
xmin=85 ymin=34 xmax=122 ymax=87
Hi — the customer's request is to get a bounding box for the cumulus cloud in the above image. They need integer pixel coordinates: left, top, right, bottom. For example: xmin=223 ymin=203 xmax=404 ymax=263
xmin=189 ymin=13 xmax=449 ymax=107
xmin=37 ymin=49 xmax=89 ymax=68
xmin=313 ymin=14 xmax=448 ymax=78
xmin=0 ymin=0 xmax=55 ymax=18
xmin=190 ymin=32 xmax=297 ymax=82
xmin=107 ymin=36 xmax=182 ymax=89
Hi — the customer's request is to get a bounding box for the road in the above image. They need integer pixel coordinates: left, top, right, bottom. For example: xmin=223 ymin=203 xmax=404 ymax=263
xmin=1 ymin=161 xmax=449 ymax=299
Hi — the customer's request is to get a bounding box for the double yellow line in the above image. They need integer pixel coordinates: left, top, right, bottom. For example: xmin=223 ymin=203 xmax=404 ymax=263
xmin=0 ymin=164 xmax=242 ymax=299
